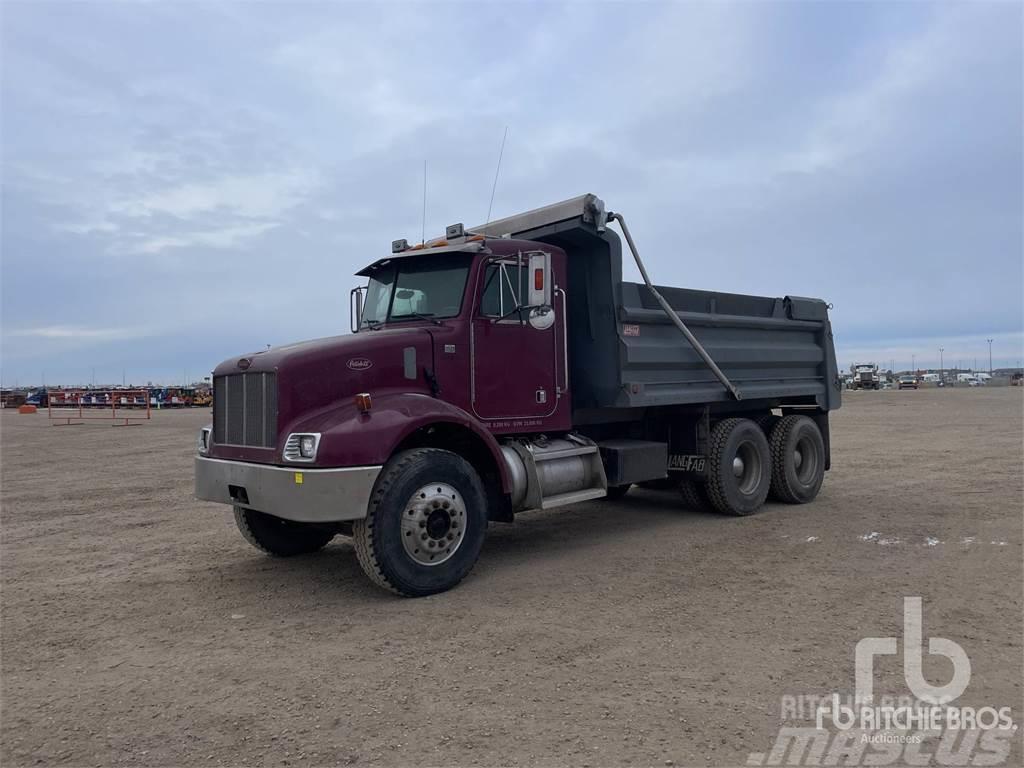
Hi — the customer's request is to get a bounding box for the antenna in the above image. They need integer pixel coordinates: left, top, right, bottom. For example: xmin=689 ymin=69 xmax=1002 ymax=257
xmin=483 ymin=126 xmax=508 ymax=235
xmin=421 ymin=160 xmax=427 ymax=244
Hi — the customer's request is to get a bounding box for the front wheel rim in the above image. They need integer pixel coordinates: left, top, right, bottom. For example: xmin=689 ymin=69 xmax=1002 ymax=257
xmin=400 ymin=482 xmax=466 ymax=566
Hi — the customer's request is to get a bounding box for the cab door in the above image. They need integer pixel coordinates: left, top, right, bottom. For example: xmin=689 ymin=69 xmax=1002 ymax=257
xmin=471 ymin=251 xmax=564 ymax=424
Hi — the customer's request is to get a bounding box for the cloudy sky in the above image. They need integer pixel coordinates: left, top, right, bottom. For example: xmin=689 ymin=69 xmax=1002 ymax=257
xmin=1 ymin=1 xmax=1021 ymax=386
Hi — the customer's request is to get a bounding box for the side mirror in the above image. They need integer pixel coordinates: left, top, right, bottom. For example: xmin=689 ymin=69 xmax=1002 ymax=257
xmin=350 ymin=287 xmax=365 ymax=333
xmin=528 ymin=305 xmax=555 ymax=331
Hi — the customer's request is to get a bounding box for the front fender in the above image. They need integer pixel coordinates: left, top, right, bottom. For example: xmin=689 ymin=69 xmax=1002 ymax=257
xmin=285 ymin=393 xmax=511 ymax=492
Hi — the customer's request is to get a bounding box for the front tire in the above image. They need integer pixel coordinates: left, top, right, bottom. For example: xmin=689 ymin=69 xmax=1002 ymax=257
xmin=768 ymin=415 xmax=825 ymax=504
xmin=704 ymin=418 xmax=771 ymax=516
xmin=233 ymin=507 xmax=335 ymax=556
xmin=353 ymin=448 xmax=487 ymax=597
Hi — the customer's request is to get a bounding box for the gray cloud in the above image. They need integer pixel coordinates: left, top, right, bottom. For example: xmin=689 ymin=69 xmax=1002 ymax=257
xmin=1 ymin=1 xmax=1021 ymax=385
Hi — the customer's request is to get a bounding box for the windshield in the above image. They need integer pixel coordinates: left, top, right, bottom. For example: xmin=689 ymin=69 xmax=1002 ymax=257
xmin=361 ymin=254 xmax=472 ymax=328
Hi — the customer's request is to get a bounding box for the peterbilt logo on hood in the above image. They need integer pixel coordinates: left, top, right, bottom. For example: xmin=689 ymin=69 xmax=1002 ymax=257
xmin=346 ymin=357 xmax=373 ymax=371
xmin=237 ymin=357 xmax=252 ymax=370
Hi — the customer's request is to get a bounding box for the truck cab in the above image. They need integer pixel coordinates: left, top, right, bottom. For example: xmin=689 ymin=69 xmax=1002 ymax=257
xmin=196 ymin=194 xmax=841 ymax=596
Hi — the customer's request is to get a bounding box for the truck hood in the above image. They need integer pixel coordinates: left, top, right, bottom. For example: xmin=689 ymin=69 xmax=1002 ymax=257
xmin=212 ymin=327 xmax=436 ymax=429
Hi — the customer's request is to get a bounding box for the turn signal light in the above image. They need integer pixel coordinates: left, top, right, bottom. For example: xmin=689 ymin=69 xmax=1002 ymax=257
xmin=534 ymin=268 xmax=544 ymax=291
xmin=355 ymin=392 xmax=372 ymax=412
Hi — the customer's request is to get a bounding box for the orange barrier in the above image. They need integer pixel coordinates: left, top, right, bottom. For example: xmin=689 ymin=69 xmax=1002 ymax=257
xmin=48 ymin=389 xmax=151 ymax=427
xmin=18 ymin=404 xmax=37 ymax=414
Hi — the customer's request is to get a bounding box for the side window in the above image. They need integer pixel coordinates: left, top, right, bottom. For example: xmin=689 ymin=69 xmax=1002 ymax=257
xmin=480 ymin=262 xmax=524 ymax=317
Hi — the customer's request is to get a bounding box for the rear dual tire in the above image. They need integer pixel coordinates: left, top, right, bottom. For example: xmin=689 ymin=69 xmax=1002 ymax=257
xmin=704 ymin=418 xmax=772 ymax=516
xmin=767 ymin=415 xmax=825 ymax=504
xmin=680 ymin=414 xmax=825 ymax=516
xmin=678 ymin=477 xmax=714 ymax=512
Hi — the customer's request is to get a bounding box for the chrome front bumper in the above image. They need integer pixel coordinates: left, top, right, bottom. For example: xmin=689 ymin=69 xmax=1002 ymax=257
xmin=194 ymin=456 xmax=382 ymax=523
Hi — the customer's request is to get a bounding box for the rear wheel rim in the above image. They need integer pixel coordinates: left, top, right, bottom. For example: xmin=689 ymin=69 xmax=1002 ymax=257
xmin=400 ymin=482 xmax=466 ymax=566
xmin=794 ymin=435 xmax=819 ymax=485
xmin=733 ymin=440 xmax=763 ymax=496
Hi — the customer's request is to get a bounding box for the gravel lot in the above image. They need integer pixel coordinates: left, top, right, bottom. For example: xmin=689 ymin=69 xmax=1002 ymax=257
xmin=2 ymin=388 xmax=1021 ymax=767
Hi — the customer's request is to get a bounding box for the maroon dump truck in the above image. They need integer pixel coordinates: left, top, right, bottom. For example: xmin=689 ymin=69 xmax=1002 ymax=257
xmin=196 ymin=195 xmax=841 ymax=596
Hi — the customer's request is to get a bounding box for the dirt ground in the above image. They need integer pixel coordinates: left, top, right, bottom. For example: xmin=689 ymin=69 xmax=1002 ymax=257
xmin=1 ymin=388 xmax=1021 ymax=767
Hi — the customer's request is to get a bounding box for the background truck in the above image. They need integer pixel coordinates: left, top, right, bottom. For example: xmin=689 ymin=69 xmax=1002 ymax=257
xmin=195 ymin=194 xmax=842 ymax=596
xmin=850 ymin=363 xmax=880 ymax=390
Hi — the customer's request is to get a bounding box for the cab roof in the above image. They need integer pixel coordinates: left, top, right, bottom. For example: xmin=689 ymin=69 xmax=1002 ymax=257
xmin=356 ymin=238 xmax=558 ymax=276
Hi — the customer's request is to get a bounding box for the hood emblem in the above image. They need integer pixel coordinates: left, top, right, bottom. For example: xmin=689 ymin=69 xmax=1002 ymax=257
xmin=347 ymin=357 xmax=373 ymax=371
xmin=237 ymin=358 xmax=252 ymax=370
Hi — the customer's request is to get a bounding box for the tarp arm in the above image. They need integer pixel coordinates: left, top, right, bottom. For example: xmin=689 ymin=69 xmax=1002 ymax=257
xmin=608 ymin=211 xmax=742 ymax=401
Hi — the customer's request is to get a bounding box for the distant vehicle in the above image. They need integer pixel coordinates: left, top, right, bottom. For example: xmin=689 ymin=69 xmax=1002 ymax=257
xmin=851 ymin=363 xmax=880 ymax=390
xmin=0 ymin=390 xmax=27 ymax=408
xmin=898 ymin=376 xmax=918 ymax=390
xmin=24 ymin=390 xmax=49 ymax=408
xmin=957 ymin=373 xmax=984 ymax=386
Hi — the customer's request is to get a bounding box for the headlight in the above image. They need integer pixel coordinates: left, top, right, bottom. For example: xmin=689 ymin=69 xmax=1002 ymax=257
xmin=283 ymin=432 xmax=321 ymax=462
xmin=197 ymin=425 xmax=213 ymax=454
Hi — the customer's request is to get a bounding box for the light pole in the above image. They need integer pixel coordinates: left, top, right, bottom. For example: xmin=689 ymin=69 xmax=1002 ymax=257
xmin=939 ymin=348 xmax=944 ymax=383
xmin=987 ymin=339 xmax=993 ymax=375
xmin=912 ymin=354 xmax=915 ymax=374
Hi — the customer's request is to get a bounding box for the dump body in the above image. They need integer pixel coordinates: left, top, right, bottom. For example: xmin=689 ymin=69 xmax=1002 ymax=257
xmin=594 ymin=283 xmax=837 ymax=410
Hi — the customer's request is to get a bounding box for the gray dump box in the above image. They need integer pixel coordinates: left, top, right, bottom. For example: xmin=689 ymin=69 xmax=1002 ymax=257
xmin=479 ymin=194 xmax=842 ymax=419
xmin=611 ymin=285 xmax=839 ymax=409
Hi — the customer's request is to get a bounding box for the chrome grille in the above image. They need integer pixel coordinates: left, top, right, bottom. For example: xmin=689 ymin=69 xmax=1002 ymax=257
xmin=213 ymin=372 xmax=277 ymax=448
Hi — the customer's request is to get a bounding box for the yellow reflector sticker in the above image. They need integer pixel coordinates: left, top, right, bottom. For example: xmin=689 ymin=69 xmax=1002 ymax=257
xmin=294 ymin=472 xmax=304 ymax=485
